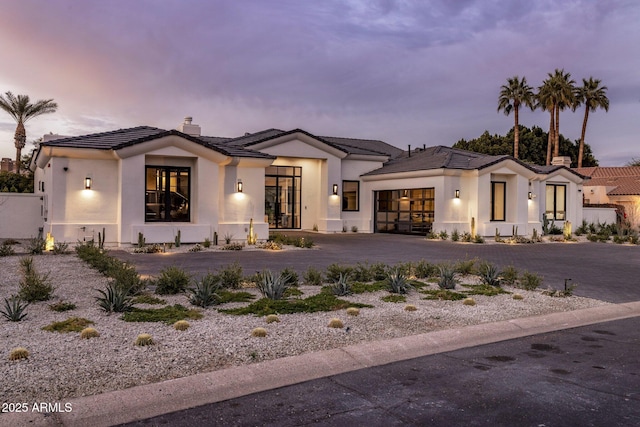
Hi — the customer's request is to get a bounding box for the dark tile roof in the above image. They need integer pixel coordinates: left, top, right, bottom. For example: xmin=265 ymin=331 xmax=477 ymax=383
xmin=575 ymin=167 xmax=640 ymax=195
xmin=40 ymin=126 xmax=274 ymax=159
xmin=362 ymin=146 xmax=510 ymax=176
xmin=224 ymin=128 xmax=400 ymax=157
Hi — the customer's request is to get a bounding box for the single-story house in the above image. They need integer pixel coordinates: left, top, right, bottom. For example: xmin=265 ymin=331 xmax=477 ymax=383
xmin=29 ymin=117 xmax=586 ymax=245
xmin=575 ymin=166 xmax=640 ymax=227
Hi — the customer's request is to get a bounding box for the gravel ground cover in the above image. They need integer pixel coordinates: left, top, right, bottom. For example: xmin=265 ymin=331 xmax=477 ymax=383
xmin=0 ymin=252 xmax=608 ymax=403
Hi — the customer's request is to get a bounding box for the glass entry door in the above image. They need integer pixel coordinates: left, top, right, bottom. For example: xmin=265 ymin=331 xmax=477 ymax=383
xmin=265 ymin=166 xmax=301 ymax=229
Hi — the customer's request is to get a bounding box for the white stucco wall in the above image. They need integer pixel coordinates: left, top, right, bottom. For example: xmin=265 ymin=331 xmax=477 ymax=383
xmin=340 ymin=159 xmax=385 ymax=233
xmin=0 ymin=193 xmax=43 ymax=239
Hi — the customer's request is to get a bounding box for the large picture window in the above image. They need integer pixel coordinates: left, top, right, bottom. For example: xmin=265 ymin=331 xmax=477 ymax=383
xmin=546 ymin=184 xmax=566 ymax=220
xmin=145 ymin=166 xmax=190 ymax=222
xmin=342 ymin=181 xmax=359 ymax=211
xmin=491 ymin=181 xmax=506 ymax=221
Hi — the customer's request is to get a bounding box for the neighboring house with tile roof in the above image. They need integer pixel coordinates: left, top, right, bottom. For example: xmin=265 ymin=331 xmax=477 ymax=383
xmin=575 ymin=166 xmax=640 ymax=226
xmin=23 ymin=117 xmax=586 ymax=244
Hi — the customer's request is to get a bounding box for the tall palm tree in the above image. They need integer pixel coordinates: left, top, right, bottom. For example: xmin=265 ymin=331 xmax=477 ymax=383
xmin=0 ymin=91 xmax=57 ymax=173
xmin=550 ymin=69 xmax=576 ymax=158
xmin=575 ymin=77 xmax=609 ymax=168
xmin=537 ymin=78 xmax=556 ymax=165
xmin=497 ymin=76 xmax=535 ymax=159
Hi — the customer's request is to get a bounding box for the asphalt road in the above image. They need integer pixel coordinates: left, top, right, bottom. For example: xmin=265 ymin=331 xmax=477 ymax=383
xmin=120 ymin=316 xmax=640 ymax=427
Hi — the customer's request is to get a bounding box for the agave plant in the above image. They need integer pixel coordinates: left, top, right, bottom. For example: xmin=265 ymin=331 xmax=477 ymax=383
xmin=387 ymin=269 xmax=411 ymax=294
xmin=331 ymin=273 xmax=351 ymax=296
xmin=437 ymin=265 xmax=458 ymax=290
xmin=257 ymin=270 xmax=291 ymax=300
xmin=95 ymin=284 xmax=133 ymax=313
xmin=478 ymin=262 xmax=502 ymax=287
xmin=188 ymin=273 xmax=220 ymax=308
xmin=1 ymin=295 xmax=29 ymax=322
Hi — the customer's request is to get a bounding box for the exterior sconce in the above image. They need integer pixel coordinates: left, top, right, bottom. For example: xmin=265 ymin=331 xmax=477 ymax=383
xmin=402 ymin=189 xmax=409 ymax=198
xmin=237 ymin=180 xmax=243 ymax=193
xmin=455 ymin=189 xmax=460 ymax=198
xmin=85 ymin=177 xmax=92 ymax=190
xmin=528 ymin=192 xmax=532 ymax=200
xmin=332 ymin=184 xmax=338 ymax=195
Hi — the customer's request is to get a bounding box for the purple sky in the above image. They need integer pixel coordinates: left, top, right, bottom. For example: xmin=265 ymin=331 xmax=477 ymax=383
xmin=1 ymin=0 xmax=638 ymax=165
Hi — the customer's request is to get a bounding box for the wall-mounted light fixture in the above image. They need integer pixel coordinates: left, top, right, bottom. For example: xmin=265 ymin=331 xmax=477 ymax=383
xmin=237 ymin=180 xmax=243 ymax=193
xmin=332 ymin=184 xmax=338 ymax=195
xmin=528 ymin=191 xmax=533 ymax=200
xmin=85 ymin=177 xmax=92 ymax=190
xmin=455 ymin=189 xmax=460 ymax=199
xmin=402 ymin=189 xmax=409 ymax=199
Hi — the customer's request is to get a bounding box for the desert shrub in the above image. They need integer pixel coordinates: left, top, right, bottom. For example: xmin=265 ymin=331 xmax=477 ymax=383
xmin=52 ymin=241 xmax=70 ymax=254
xmin=518 ymin=271 xmax=543 ymax=291
xmin=188 ymin=243 xmax=203 ymax=252
xmin=202 ymin=238 xmax=211 ymax=248
xmin=473 ymin=235 xmax=485 ymax=244
xmin=80 ymin=327 xmax=100 ymax=339
xmin=96 ymin=284 xmax=133 ymax=313
xmin=258 ymin=241 xmax=282 ymax=250
xmin=131 ymin=294 xmax=166 ymax=305
xmin=330 ymin=273 xmax=351 ymax=296
xmin=221 ymin=293 xmax=372 ymax=316
xmin=76 ymin=243 xmax=144 ymax=295
xmin=9 ymin=347 xmax=29 ymax=361
xmin=451 ymin=229 xmax=460 ymax=242
xmin=123 ymin=304 xmax=203 ymax=324
xmin=327 ymin=318 xmax=344 ymax=328
xmin=477 ymin=262 xmax=501 ymax=287
xmin=222 ymin=242 xmax=244 ymax=251
xmin=133 ymin=244 xmax=164 ymax=254
xmin=218 ymin=262 xmax=243 ymax=289
xmin=173 ymin=320 xmax=190 ymax=331
xmin=251 ymin=327 xmax=267 ymax=337
xmin=0 ymin=242 xmax=15 ymax=256
xmin=135 ymin=333 xmax=154 ymax=346
xmin=370 ymin=262 xmax=389 ymax=281
xmin=18 ymin=256 xmax=54 ymax=302
xmin=42 ymin=317 xmax=94 ymax=333
xmin=280 ymin=267 xmax=299 ymax=287
xmin=351 ymin=262 xmax=373 ymax=282
xmin=463 ymin=284 xmax=509 ymax=296
xmin=257 ymin=270 xmax=291 ymax=300
xmin=387 ymin=269 xmax=411 ymax=294
xmin=303 ymin=266 xmax=323 ymax=286
xmin=422 ymin=289 xmax=466 ymax=301
xmin=392 ymin=262 xmax=414 ymax=278
xmin=454 ymin=258 xmax=477 ymax=275
xmin=49 ymin=301 xmax=76 ymax=312
xmin=155 ymin=266 xmax=190 ymax=295
xmin=188 ymin=273 xmax=221 ymax=308
xmin=501 ymin=265 xmax=519 ymax=286
xmin=27 ymin=237 xmax=46 ymax=255
xmin=414 ymin=259 xmax=437 ymax=278
xmin=325 ymin=263 xmax=353 ymax=283
xmin=439 ymin=230 xmax=449 ymax=240
xmin=1 ymin=295 xmax=29 ymax=321
xmin=437 ymin=265 xmax=458 ymax=290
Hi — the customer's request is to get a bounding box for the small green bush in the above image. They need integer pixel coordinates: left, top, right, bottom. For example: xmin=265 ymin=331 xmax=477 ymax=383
xmin=454 ymin=258 xmax=477 ymax=275
xmin=257 ymin=270 xmax=291 ymax=300
xmin=1 ymin=295 xmax=29 ymax=321
xmin=42 ymin=317 xmax=94 ymax=333
xmin=48 ymin=301 xmax=76 ymax=312
xmin=280 ymin=267 xmax=299 ymax=287
xmin=218 ymin=262 xmax=243 ymax=289
xmin=519 ymin=271 xmax=543 ymax=291
xmin=18 ymin=256 xmax=54 ymax=302
xmin=155 ymin=266 xmax=190 ymax=295
xmin=439 ymin=230 xmax=449 ymax=240
xmin=451 ymin=229 xmax=460 ymax=242
xmin=381 ymin=294 xmax=406 ymax=303
xmin=325 ymin=263 xmax=353 ymax=283
xmin=414 ymin=260 xmax=437 ymax=278
xmin=52 ymin=241 xmax=70 ymax=255
xmin=478 ymin=262 xmax=501 ymax=287
xmin=437 ymin=265 xmax=458 ymax=290
xmin=221 ymin=293 xmax=372 ymax=316
xmin=501 ymin=265 xmax=519 ymax=286
xmin=351 ymin=262 xmax=373 ymax=282
xmin=27 ymin=237 xmax=46 ymax=255
xmin=123 ymin=304 xmax=203 ymax=324
xmin=0 ymin=242 xmax=15 ymax=257
xmin=370 ymin=262 xmax=389 ymax=281
xmin=131 ymin=294 xmax=166 ymax=305
xmin=387 ymin=269 xmax=411 ymax=294
xmin=422 ymin=289 xmax=466 ymax=300
xmin=303 ymin=266 xmax=323 ymax=286
xmin=202 ymin=238 xmax=211 ymax=248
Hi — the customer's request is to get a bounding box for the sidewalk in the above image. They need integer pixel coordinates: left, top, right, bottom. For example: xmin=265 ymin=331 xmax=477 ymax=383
xmin=5 ymin=301 xmax=640 ymax=427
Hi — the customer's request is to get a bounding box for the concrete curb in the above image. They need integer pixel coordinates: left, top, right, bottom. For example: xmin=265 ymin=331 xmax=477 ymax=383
xmin=6 ymin=301 xmax=640 ymax=427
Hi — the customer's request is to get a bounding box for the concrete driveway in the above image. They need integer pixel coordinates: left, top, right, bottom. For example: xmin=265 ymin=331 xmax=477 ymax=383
xmin=113 ymin=232 xmax=640 ymax=303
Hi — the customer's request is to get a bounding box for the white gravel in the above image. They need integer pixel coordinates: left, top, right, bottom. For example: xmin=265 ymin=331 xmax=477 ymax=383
xmin=0 ymin=253 xmax=609 ymax=403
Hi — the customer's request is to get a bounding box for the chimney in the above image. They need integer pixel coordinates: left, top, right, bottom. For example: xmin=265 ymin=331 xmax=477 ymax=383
xmin=551 ymin=156 xmax=572 ymax=167
xmin=177 ymin=116 xmax=201 ymax=137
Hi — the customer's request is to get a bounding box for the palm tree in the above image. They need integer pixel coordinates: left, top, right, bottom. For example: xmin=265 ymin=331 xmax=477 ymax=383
xmin=537 ymin=78 xmax=556 ymax=165
xmin=550 ymin=69 xmax=576 ymax=159
xmin=0 ymin=92 xmax=57 ymax=173
xmin=575 ymin=78 xmax=609 ymax=168
xmin=497 ymin=76 xmax=535 ymax=159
